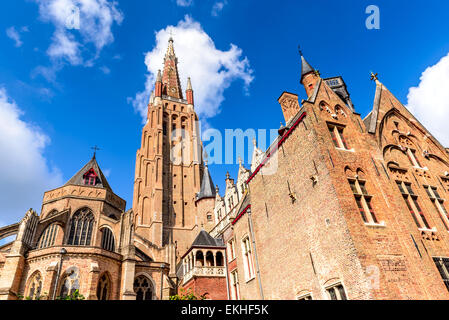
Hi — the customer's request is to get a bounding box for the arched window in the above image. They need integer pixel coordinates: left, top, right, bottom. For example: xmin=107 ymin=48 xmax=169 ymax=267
xmin=27 ymin=272 xmax=43 ymax=300
xmin=67 ymin=208 xmax=94 ymax=246
xmin=133 ymin=276 xmax=154 ymax=300
xmin=100 ymin=227 xmax=115 ymax=252
xmin=216 ymin=252 xmax=224 ymax=267
xmin=37 ymin=223 xmax=59 ymax=249
xmin=196 ymin=251 xmax=204 ymax=266
xmin=206 ymin=251 xmax=214 ymax=266
xmin=97 ymin=274 xmax=110 ymax=300
xmin=59 ymin=267 xmax=80 ymax=299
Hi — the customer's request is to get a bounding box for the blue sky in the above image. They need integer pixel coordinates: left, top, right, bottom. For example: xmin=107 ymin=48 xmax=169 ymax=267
xmin=1 ymin=0 xmax=449 ymax=228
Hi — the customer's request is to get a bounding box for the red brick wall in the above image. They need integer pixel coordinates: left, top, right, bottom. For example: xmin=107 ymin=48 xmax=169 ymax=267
xmin=182 ymin=277 xmax=227 ymax=300
xmin=246 ymin=78 xmax=449 ymax=300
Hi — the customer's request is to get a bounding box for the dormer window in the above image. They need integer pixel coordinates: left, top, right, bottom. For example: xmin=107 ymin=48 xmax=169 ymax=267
xmin=83 ymin=168 xmax=98 ymax=186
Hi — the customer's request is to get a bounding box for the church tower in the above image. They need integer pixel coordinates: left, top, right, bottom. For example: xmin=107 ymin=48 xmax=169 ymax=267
xmin=133 ymin=37 xmax=204 ymax=261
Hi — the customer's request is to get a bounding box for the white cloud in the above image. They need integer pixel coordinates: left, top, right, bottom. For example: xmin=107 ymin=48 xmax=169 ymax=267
xmin=47 ymin=29 xmax=83 ymax=65
xmin=407 ymin=52 xmax=449 ymax=147
xmin=100 ymin=65 xmax=111 ymax=74
xmin=0 ymin=88 xmax=63 ymax=225
xmin=6 ymin=27 xmax=24 ymax=47
xmin=34 ymin=0 xmax=123 ymax=77
xmin=128 ymin=15 xmax=254 ymax=122
xmin=176 ymin=0 xmax=193 ymax=7
xmin=211 ymin=0 xmax=227 ymax=17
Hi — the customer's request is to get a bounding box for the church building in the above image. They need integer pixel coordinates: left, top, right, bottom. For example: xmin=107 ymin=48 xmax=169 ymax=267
xmin=1 ymin=37 xmax=449 ymax=300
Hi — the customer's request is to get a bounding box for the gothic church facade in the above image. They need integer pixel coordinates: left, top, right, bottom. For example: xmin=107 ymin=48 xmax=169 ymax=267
xmin=2 ymin=37 xmax=449 ymax=300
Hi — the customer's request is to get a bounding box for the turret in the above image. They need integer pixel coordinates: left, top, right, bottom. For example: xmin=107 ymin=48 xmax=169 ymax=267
xmin=299 ymin=48 xmax=320 ymax=97
xmin=186 ymin=77 xmax=194 ymax=107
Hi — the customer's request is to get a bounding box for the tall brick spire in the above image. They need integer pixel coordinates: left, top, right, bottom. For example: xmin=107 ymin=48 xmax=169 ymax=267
xmin=162 ymin=37 xmax=183 ymax=99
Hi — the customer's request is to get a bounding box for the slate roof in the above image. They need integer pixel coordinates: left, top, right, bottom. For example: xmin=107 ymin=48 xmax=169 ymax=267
xmin=300 ymin=54 xmax=315 ymax=83
xmin=196 ymin=164 xmax=216 ymax=200
xmin=191 ymin=230 xmax=224 ymax=248
xmin=64 ymin=156 xmax=112 ymax=191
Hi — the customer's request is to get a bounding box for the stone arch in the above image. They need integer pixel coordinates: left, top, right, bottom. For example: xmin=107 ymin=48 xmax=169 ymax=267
xmin=99 ymin=225 xmax=115 ymax=252
xmin=334 ymin=104 xmax=346 ymax=117
xmin=37 ymin=223 xmax=63 ymax=249
xmin=196 ymin=250 xmax=204 ymax=266
xmin=356 ymin=168 xmax=366 ymax=180
xmin=25 ymin=270 xmax=43 ymax=300
xmin=296 ymin=289 xmax=313 ymax=299
xmin=58 ymin=266 xmax=81 ymax=298
xmin=323 ymin=277 xmax=342 ymax=287
xmin=398 ymin=134 xmax=422 ymax=152
xmin=206 ymin=251 xmax=214 ymax=267
xmin=0 ymin=224 xmax=19 ymax=243
xmin=319 ymin=100 xmax=332 ymax=113
xmin=344 ymin=166 xmax=355 ymax=177
xmin=378 ymin=108 xmax=425 ymax=148
xmin=383 ymin=145 xmax=411 ymax=169
xmin=66 ymin=207 xmax=95 ymax=246
xmin=97 ymin=272 xmax=112 ymax=300
xmin=133 ymin=273 xmax=156 ymax=300
xmin=216 ymin=251 xmax=224 ymax=266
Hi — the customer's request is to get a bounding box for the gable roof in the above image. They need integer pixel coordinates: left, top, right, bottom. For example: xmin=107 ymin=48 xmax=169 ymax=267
xmin=64 ymin=156 xmax=112 ymax=191
xmin=191 ymin=230 xmax=224 ymax=248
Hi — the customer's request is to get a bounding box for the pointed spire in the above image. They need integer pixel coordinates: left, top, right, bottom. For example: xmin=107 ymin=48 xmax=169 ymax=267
xmin=197 ymin=163 xmax=216 ymax=201
xmin=154 ymin=69 xmax=163 ymax=98
xmin=299 ymin=46 xmax=315 ymax=83
xmin=186 ymin=77 xmax=194 ymax=105
xmin=166 ymin=36 xmax=175 ymax=57
xmin=187 ymin=77 xmax=192 ymax=91
xmin=161 ymin=37 xmax=183 ymax=99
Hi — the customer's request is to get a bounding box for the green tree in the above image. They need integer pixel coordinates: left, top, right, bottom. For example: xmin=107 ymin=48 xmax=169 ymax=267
xmin=170 ymin=288 xmax=207 ymax=300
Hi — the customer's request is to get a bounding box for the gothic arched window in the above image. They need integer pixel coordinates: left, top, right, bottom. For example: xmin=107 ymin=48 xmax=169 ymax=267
xmin=97 ymin=274 xmax=110 ymax=300
xmin=59 ymin=267 xmax=80 ymax=299
xmin=134 ymin=276 xmax=154 ymax=300
xmin=67 ymin=208 xmax=95 ymax=246
xmin=100 ymin=227 xmax=115 ymax=252
xmin=27 ymin=272 xmax=43 ymax=300
xmin=37 ymin=223 xmax=59 ymax=249
xmin=83 ymin=168 xmax=98 ymax=186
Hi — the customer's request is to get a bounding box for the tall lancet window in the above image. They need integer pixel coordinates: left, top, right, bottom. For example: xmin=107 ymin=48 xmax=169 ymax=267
xmin=83 ymin=168 xmax=98 ymax=186
xmin=67 ymin=208 xmax=95 ymax=246
xmin=97 ymin=274 xmax=111 ymax=300
xmin=100 ymin=227 xmax=115 ymax=252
